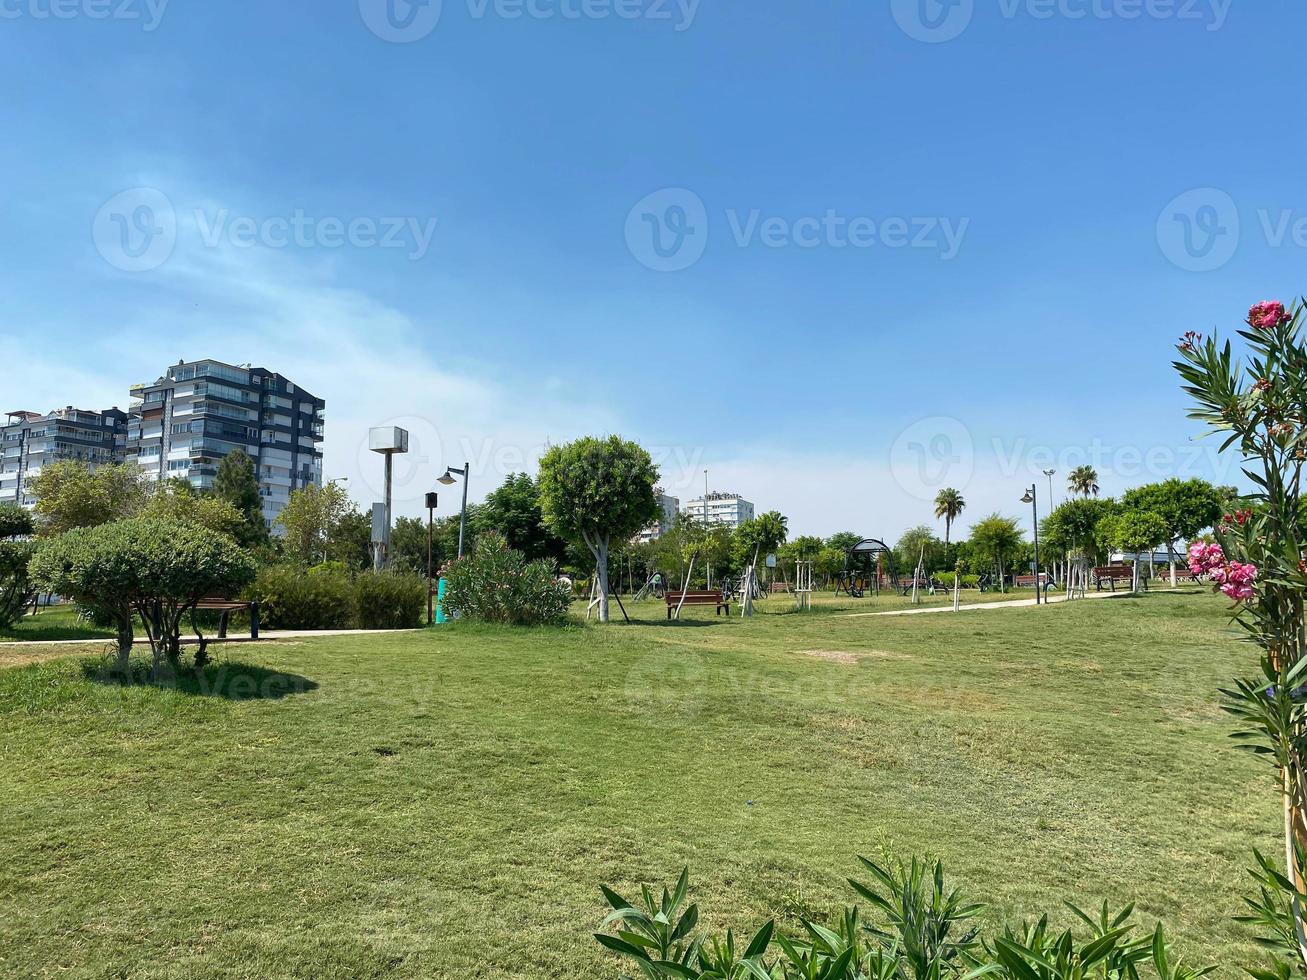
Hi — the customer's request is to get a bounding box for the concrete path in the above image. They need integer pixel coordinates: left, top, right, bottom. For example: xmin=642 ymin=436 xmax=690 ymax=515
xmin=842 ymin=588 xmax=1142 ymax=618
xmin=0 ymin=627 xmax=421 ymax=648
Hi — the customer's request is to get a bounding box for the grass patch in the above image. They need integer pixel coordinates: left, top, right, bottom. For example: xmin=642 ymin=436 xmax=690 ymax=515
xmin=0 ymin=590 xmax=1272 ymax=977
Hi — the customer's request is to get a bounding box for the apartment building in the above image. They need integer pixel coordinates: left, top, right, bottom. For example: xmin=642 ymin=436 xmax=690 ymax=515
xmin=127 ymin=359 xmax=324 ymax=528
xmin=0 ymin=407 xmax=128 ymax=508
xmin=684 ymin=491 xmax=755 ymax=530
xmin=636 ymin=491 xmax=680 ymax=544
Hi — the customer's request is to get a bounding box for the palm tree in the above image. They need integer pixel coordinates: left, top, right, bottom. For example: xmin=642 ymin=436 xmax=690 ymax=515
xmin=1068 ymin=466 xmax=1100 ymax=499
xmin=933 ymin=488 xmax=965 ymax=546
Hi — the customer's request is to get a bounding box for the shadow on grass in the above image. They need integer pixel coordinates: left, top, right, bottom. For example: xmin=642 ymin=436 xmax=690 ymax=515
xmin=624 ymin=617 xmax=730 ymax=628
xmin=81 ymin=659 xmax=318 ymax=700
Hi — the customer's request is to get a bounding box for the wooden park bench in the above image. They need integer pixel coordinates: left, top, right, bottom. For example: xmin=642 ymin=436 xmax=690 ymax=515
xmin=769 ymin=582 xmax=791 ymax=594
xmin=1093 ymin=565 xmax=1148 ymax=592
xmin=1013 ymin=573 xmax=1052 ymax=590
xmin=194 ymin=596 xmax=261 ymax=639
xmin=665 ymin=590 xmax=730 ymax=620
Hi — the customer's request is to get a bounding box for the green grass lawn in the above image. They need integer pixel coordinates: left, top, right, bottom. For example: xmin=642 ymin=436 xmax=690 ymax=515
xmin=0 ymin=591 xmax=1275 ymax=977
xmin=0 ymin=603 xmax=115 ymax=642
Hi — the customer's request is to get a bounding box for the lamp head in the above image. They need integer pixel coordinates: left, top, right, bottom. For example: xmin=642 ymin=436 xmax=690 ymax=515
xmin=437 ymin=469 xmax=457 ymax=486
xmin=1021 ymin=490 xmax=1034 ymax=504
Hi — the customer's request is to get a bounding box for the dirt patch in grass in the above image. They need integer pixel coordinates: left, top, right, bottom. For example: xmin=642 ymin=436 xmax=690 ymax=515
xmin=797 ymin=649 xmax=910 ymax=665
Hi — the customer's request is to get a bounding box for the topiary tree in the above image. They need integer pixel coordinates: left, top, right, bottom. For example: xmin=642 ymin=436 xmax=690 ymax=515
xmin=0 ymin=504 xmax=35 ymax=629
xmin=537 ymin=436 xmax=659 ymax=623
xmin=30 ymin=518 xmax=257 ymax=676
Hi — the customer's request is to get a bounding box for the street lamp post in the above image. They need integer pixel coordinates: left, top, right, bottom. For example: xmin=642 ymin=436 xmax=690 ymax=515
xmin=1021 ymin=484 xmax=1041 ymax=605
xmin=425 ymin=491 xmax=438 ymax=625
xmin=1043 ymin=468 xmax=1056 ymax=508
xmin=438 ymin=463 xmax=470 ymax=559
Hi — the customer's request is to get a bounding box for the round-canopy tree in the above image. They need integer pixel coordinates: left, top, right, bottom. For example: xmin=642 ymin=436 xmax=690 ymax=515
xmin=30 ymin=518 xmax=257 ymax=675
xmin=0 ymin=504 xmax=35 ymax=629
xmin=537 ymin=436 xmax=659 ymax=623
xmin=1120 ymin=478 xmax=1223 ymax=586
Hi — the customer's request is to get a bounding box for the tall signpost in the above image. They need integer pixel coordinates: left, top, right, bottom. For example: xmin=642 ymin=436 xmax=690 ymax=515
xmin=368 ymin=426 xmax=410 ymax=571
xmin=425 ymin=490 xmax=438 ymax=624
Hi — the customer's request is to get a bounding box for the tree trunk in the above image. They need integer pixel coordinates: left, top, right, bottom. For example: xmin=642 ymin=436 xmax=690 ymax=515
xmin=114 ymin=614 xmax=134 ymax=674
xmin=1168 ymin=539 xmax=1177 ymax=587
xmin=595 ymin=538 xmax=610 ymax=623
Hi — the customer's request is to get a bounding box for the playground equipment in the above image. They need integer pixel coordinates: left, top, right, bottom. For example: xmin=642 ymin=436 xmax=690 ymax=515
xmin=834 ymin=538 xmax=902 ymax=598
xmin=633 ymin=572 xmax=667 ymax=601
xmin=795 ymin=560 xmax=814 ymax=612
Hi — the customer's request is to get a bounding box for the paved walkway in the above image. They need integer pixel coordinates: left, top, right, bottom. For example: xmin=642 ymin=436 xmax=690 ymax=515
xmin=0 ymin=627 xmax=421 ymax=648
xmin=842 ymin=588 xmax=1141 ymax=618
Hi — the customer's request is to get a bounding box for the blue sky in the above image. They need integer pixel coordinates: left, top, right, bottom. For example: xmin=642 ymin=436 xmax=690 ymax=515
xmin=1 ymin=0 xmax=1300 ymax=538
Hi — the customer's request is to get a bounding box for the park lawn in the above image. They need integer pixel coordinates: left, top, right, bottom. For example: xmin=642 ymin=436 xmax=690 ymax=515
xmin=0 ymin=591 xmax=1275 ymax=978
xmin=0 ymin=604 xmax=115 ymax=643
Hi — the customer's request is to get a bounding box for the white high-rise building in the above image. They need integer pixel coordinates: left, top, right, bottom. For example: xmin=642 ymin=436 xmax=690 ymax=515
xmin=0 ymin=407 xmax=128 ymax=509
xmin=684 ymin=492 xmax=755 ymax=530
xmin=127 ymin=359 xmax=324 ymax=529
xmin=636 ymin=492 xmax=680 ymax=543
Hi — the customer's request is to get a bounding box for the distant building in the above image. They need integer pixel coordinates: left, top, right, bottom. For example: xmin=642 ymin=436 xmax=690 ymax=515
xmin=0 ymin=407 xmax=128 ymax=508
xmin=637 ymin=492 xmax=680 ymax=544
xmin=684 ymin=491 xmax=755 ymax=530
xmin=127 ymin=359 xmax=324 ymax=528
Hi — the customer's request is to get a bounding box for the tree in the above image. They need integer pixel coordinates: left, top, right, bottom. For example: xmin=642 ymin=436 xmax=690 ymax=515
xmin=141 ymin=479 xmax=246 ymax=542
xmin=30 ymin=518 xmax=257 ymax=675
xmin=966 ymin=514 xmax=1024 ymax=591
xmin=734 ymin=511 xmax=788 ymax=579
xmin=0 ymin=504 xmax=35 ymax=629
xmin=1067 ymin=466 xmax=1100 ymax=498
xmin=213 ymin=448 xmax=269 ymax=549
xmin=1100 ymin=509 xmax=1169 ymax=593
xmin=1121 ymin=478 xmax=1223 ymax=586
xmin=537 ymin=436 xmax=659 ymax=622
xmin=277 ymin=482 xmax=352 ymax=565
xmin=933 ymin=488 xmax=965 ymax=546
xmin=826 ymin=531 xmax=863 ymax=554
xmin=27 ymin=461 xmax=149 ymax=536
xmin=895 ymin=525 xmax=945 ymax=577
xmin=477 ymin=472 xmax=568 ymax=565
xmin=329 ymin=507 xmax=373 ymax=569
xmin=1040 ymin=497 xmax=1119 ymax=580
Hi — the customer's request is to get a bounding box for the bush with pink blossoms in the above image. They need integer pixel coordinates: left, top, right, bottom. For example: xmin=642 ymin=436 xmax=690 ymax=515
xmin=1176 ymin=297 xmax=1307 ymax=973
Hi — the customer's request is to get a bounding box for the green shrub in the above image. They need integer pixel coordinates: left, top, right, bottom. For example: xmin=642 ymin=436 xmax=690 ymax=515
xmin=0 ymin=505 xmax=35 ymax=629
xmin=249 ymin=564 xmax=354 ymax=631
xmin=30 ymin=517 xmax=256 ymax=674
xmin=595 ymin=858 xmax=1212 ymax=979
xmin=442 ymin=532 xmax=571 ymax=626
xmin=353 ymin=572 xmax=426 ymax=630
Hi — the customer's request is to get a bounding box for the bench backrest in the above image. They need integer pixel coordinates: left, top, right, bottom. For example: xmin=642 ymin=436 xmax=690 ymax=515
xmin=665 ymin=591 xmax=723 ymax=602
xmin=1094 ymin=566 xmax=1139 ymax=576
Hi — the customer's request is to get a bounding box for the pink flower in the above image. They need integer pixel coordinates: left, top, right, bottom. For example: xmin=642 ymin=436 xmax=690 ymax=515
xmin=1222 ymin=581 xmax=1255 ymax=602
xmin=1188 ymin=541 xmax=1225 ymax=576
xmin=1177 ymin=330 xmax=1203 ymax=352
xmin=1248 ymin=301 xmax=1290 ymax=331
xmin=1228 ymin=562 xmax=1258 ymax=586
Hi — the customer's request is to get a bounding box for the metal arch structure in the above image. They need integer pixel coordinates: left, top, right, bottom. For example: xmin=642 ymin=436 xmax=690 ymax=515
xmin=835 ymin=538 xmax=902 ymax=597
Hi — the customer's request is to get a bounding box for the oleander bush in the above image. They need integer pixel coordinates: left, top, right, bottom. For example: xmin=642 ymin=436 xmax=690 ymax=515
xmin=441 ymin=532 xmax=571 ymax=626
xmin=0 ymin=504 xmax=35 ymax=629
xmin=595 ymin=857 xmax=1213 ymax=980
